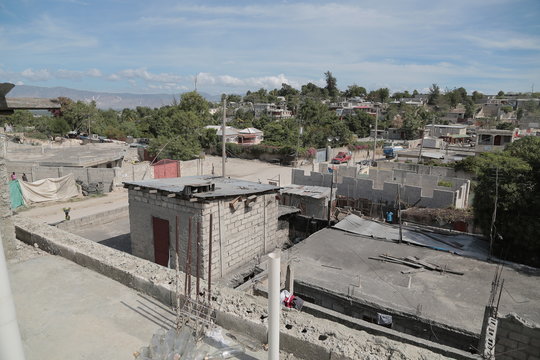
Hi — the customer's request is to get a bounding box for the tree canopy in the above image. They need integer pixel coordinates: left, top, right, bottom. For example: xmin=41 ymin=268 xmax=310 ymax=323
xmin=455 ymin=137 xmax=540 ymax=266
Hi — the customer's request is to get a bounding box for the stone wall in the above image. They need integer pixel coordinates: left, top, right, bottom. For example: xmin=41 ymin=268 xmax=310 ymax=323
xmin=128 ymin=189 xmax=281 ymax=278
xmin=496 ymin=314 xmax=540 ymax=360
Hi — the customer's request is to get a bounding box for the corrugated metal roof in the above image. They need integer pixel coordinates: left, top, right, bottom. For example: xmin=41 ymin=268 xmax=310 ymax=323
xmin=124 ymin=175 xmax=280 ymax=199
xmin=333 ymin=214 xmax=488 ymax=260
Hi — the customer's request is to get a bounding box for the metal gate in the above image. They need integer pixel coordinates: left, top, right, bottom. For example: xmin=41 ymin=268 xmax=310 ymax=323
xmin=316 ymin=148 xmax=327 ymax=163
xmin=152 ymin=159 xmax=180 ymax=179
xmin=152 ymin=217 xmax=170 ymax=266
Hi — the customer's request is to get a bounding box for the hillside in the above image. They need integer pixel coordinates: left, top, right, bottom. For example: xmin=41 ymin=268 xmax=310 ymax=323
xmin=7 ymin=85 xmax=219 ymax=110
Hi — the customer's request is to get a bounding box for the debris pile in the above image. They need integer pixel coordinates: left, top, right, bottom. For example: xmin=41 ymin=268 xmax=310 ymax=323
xmin=77 ymin=180 xmax=105 ymax=196
xmin=133 ymin=327 xmax=245 ymax=360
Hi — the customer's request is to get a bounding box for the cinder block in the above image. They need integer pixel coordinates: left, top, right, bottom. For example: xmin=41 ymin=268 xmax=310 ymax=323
xmin=498 ymin=337 xmax=518 ymax=349
xmin=509 ymin=332 xmax=530 ymax=345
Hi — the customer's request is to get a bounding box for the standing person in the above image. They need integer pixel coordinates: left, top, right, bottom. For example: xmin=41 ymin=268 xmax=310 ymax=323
xmin=22 ymin=173 xmax=28 ymax=182
xmin=10 ymin=172 xmax=16 ymax=181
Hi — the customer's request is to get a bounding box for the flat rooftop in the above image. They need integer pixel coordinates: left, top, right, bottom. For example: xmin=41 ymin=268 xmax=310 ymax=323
xmin=8 ymin=245 xmax=276 ymax=360
xmin=124 ymin=175 xmax=280 ymax=199
xmin=289 ymin=226 xmax=540 ymax=334
xmin=281 ymin=184 xmax=331 ymax=199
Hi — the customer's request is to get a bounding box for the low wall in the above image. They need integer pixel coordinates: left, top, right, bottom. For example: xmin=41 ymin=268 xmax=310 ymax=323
xmin=55 ymin=206 xmax=129 ymax=231
xmin=7 ymin=163 xmax=117 ymax=193
xmin=13 ymin=215 xmax=464 ymax=360
xmin=496 ymin=314 xmax=540 ymax=360
xmin=254 ymin=284 xmax=477 ymax=360
xmin=292 ymin=280 xmax=479 ymax=352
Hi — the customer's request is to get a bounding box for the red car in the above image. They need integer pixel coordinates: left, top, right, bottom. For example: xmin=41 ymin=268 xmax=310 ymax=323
xmin=331 ymin=151 xmax=352 ymax=164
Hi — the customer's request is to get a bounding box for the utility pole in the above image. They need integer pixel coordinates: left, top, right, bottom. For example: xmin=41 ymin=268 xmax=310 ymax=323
xmin=489 ymin=167 xmax=499 ymax=258
xmin=221 ymin=98 xmax=226 ymax=177
xmin=397 ymin=184 xmax=403 ymax=244
xmin=417 ymin=129 xmax=425 ymax=164
xmin=327 ymin=170 xmax=334 ymax=227
xmin=372 ymin=107 xmax=379 ymax=163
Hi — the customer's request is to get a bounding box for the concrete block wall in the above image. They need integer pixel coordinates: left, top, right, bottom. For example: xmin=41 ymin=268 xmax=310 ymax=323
xmin=292 ymin=168 xmax=332 ymax=187
xmin=128 ymin=190 xmax=203 ymax=272
xmin=128 ymin=189 xmax=281 ymax=279
xmin=116 ymin=162 xmax=153 ymax=183
xmin=282 ymin=193 xmax=327 ymax=219
xmin=293 ymin=169 xmax=469 ymax=209
xmin=203 ymin=194 xmax=280 ymax=277
xmin=180 ymin=158 xmax=216 ymax=177
xmin=496 ymin=314 xmax=540 ymax=360
xmin=7 ymin=163 xmax=117 ymax=192
xmin=377 ymin=162 xmax=473 ymax=180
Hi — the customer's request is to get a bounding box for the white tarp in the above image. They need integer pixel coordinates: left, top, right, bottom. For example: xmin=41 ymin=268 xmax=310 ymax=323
xmin=19 ymin=173 xmax=80 ymax=203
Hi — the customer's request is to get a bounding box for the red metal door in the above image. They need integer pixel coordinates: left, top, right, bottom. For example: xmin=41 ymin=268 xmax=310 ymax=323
xmin=152 ymin=217 xmax=170 ymax=266
xmin=152 ymin=160 xmax=179 ymax=179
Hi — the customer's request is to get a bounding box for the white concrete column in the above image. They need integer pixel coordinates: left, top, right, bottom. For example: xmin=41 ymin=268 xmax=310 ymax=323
xmin=268 ymin=249 xmax=281 ymax=360
xmin=0 ymin=232 xmax=26 ymax=360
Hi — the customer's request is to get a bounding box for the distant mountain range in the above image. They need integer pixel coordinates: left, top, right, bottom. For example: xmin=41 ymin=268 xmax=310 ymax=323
xmin=7 ymin=85 xmax=220 ymax=110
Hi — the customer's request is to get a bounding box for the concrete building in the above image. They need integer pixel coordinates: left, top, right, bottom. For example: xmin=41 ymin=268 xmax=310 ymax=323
xmin=238 ymin=127 xmax=264 ymax=145
xmin=425 ymin=124 xmax=467 ymax=138
xmin=124 ymin=176 xmax=281 ymax=278
xmin=280 ymin=184 xmax=334 ymax=219
xmin=205 ymin=125 xmax=239 ymax=143
xmin=283 ymin=219 xmax=540 ymax=352
xmin=475 ymin=128 xmax=518 ymax=152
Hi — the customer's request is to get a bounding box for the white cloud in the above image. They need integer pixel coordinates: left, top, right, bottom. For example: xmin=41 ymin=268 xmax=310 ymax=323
xmin=114 ymin=68 xmax=184 ymax=83
xmin=21 ymin=68 xmax=51 ymax=81
xmin=86 ymin=68 xmax=102 ymax=77
xmin=464 ymin=35 xmax=540 ymax=51
xmin=196 ymin=72 xmax=293 ymax=89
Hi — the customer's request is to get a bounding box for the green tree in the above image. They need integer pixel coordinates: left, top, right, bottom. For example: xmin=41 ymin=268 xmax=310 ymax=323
xmin=324 ymin=71 xmax=339 ymax=99
xmin=456 ymin=137 xmax=540 ymax=266
xmin=5 ymin=110 xmax=35 ymax=130
xmin=471 ymin=91 xmax=483 ymax=102
xmin=61 ymin=100 xmax=100 ymax=133
xmin=428 ymin=84 xmax=440 ymax=105
xmin=344 ymin=85 xmax=367 ymax=98
xmin=367 ymin=88 xmax=390 ymax=103
xmin=344 ymin=110 xmax=374 ymax=137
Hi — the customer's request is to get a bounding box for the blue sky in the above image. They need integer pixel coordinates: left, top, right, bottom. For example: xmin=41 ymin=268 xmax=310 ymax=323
xmin=1 ymin=0 xmax=539 ymax=95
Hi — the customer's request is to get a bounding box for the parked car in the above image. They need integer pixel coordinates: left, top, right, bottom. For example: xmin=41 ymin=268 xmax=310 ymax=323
xmin=331 ymin=151 xmax=352 ymax=164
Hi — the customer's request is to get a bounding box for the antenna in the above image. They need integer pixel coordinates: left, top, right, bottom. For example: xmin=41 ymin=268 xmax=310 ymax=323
xmin=194 ymin=75 xmax=198 ymax=92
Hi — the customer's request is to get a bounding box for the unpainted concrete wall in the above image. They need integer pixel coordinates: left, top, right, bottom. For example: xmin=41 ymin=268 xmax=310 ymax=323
xmin=496 ymin=314 xmax=540 ymax=360
xmin=180 ymin=158 xmax=214 ymax=177
xmin=292 ymin=169 xmax=470 ymax=209
xmin=282 ymin=193 xmax=327 ymax=219
xmin=7 ymin=163 xmax=117 ymax=192
xmin=376 ymin=162 xmax=473 ymax=180
xmin=128 ymin=190 xmax=281 ymax=279
xmin=56 ymin=206 xmax=129 ymax=232
xmin=294 ymin=281 xmax=478 ymax=352
xmin=115 ymin=162 xmax=153 ymax=184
